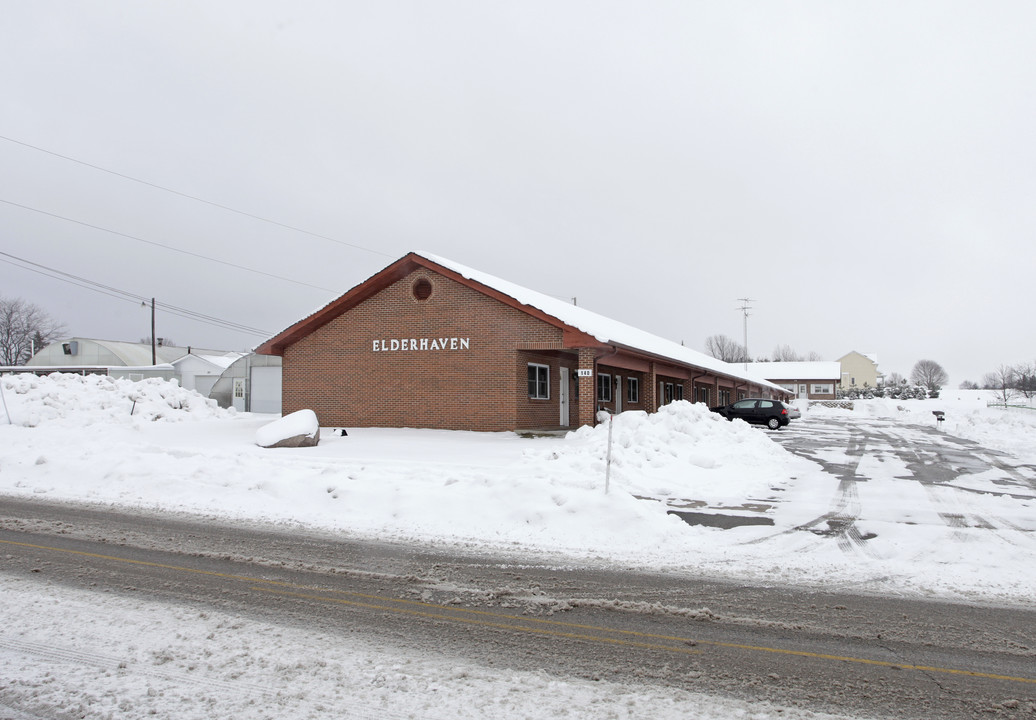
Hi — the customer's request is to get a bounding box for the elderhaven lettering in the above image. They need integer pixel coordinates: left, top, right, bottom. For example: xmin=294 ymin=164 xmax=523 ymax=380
xmin=372 ymin=337 xmax=471 ymax=352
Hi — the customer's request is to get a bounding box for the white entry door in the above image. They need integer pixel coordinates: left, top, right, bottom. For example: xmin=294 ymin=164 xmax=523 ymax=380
xmin=559 ymin=367 xmax=570 ymax=427
xmin=232 ymin=377 xmax=246 ymax=412
xmin=799 ymin=384 xmax=808 ymax=399
xmin=614 ymin=376 xmax=622 ymax=413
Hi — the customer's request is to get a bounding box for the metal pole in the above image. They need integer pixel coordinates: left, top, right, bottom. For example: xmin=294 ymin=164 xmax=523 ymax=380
xmin=737 ymin=298 xmax=753 ymax=371
xmin=151 ymin=298 xmax=156 ymax=365
xmin=0 ymin=377 xmax=11 ymax=424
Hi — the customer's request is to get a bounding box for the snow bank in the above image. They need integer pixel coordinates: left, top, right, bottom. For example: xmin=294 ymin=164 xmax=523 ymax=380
xmin=541 ymin=403 xmax=807 ymax=506
xmin=0 ymin=373 xmax=233 ymax=428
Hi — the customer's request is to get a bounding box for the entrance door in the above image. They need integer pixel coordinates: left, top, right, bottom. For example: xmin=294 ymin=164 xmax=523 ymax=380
xmin=232 ymin=377 xmax=246 ymax=412
xmin=559 ymin=367 xmax=570 ymax=427
xmin=798 ymin=384 xmax=808 ymax=399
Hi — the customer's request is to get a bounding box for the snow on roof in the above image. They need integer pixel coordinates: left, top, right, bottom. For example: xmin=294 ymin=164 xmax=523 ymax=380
xmin=419 ymin=252 xmax=786 ymax=392
xmin=88 ymin=339 xmax=181 ymax=366
xmin=744 ymin=361 xmax=842 ymax=381
xmin=172 ymin=352 xmax=247 ymax=370
xmin=53 ymin=339 xmax=240 ymax=367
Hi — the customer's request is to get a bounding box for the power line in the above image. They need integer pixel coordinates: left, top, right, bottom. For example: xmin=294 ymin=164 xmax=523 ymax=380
xmin=0 ymin=197 xmax=336 ymax=293
xmin=0 ymin=251 xmax=273 ymax=337
xmin=0 ymin=133 xmax=394 ymax=260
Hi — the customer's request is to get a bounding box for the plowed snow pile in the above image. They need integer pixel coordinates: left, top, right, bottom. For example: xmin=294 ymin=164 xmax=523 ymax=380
xmin=535 ymin=403 xmax=804 ymax=505
xmin=0 ymin=373 xmax=234 ymax=427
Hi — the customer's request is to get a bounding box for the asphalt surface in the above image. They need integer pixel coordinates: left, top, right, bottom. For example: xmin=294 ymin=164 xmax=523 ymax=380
xmin=1 ymin=415 xmax=1035 ymax=719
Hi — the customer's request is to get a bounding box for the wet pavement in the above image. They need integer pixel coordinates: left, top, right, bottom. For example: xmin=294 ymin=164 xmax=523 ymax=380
xmin=668 ymin=414 xmax=1036 ymax=536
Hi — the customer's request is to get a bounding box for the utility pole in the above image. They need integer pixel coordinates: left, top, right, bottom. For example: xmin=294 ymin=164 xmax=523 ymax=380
xmin=149 ymin=298 xmax=156 ymax=365
xmin=736 ymin=298 xmax=753 ymax=371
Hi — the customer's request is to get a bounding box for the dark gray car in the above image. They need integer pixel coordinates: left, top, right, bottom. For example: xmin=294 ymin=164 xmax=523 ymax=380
xmin=710 ymin=398 xmax=791 ymax=430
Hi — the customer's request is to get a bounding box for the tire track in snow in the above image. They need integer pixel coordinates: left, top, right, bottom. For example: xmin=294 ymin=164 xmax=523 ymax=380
xmin=749 ymin=425 xmax=877 ymax=556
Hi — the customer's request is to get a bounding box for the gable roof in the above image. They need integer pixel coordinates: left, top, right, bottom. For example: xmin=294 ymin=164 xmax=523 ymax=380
xmin=838 ymin=350 xmax=879 ymax=367
xmin=171 ymin=352 xmax=246 ymax=371
xmin=256 ymin=252 xmax=786 ymax=392
xmin=745 ymin=361 xmax=842 ymax=381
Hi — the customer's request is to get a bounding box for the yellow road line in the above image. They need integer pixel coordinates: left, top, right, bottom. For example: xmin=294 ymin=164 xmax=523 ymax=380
xmin=0 ymin=538 xmax=296 ymax=587
xmin=4 ymin=537 xmax=1034 ymax=685
xmin=253 ymin=586 xmax=700 ymax=655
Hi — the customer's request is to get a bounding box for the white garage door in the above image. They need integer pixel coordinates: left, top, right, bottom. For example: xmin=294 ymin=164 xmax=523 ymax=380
xmin=250 ymin=366 xmax=282 ymax=414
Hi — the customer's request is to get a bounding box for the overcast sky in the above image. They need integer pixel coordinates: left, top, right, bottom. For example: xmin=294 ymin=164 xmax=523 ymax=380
xmin=2 ymin=2 xmax=1033 ymax=385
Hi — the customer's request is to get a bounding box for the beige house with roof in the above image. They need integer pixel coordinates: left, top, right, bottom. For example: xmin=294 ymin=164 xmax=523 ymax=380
xmin=838 ymin=351 xmax=883 ymax=389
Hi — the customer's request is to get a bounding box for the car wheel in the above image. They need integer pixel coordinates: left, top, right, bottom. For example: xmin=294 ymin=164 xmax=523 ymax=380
xmin=767 ymin=417 xmax=780 ymax=430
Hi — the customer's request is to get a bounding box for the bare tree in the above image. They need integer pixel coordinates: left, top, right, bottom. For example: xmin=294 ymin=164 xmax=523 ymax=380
xmin=804 ymin=350 xmax=824 ymax=361
xmin=886 ymin=371 xmax=907 ymax=387
xmin=982 ymin=365 xmax=1017 ymax=405
xmin=910 ymin=359 xmax=948 ymax=396
xmin=1012 ymin=361 xmax=1036 ymax=401
xmin=958 ymin=379 xmax=979 ymax=390
xmin=704 ymin=334 xmax=749 ymax=363
xmin=772 ymin=344 xmax=803 ymax=362
xmin=0 ymin=296 xmax=66 ymax=366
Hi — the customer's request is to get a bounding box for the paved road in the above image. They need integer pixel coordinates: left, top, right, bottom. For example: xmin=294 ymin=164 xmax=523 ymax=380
xmin=2 ymin=485 xmax=1034 ymax=719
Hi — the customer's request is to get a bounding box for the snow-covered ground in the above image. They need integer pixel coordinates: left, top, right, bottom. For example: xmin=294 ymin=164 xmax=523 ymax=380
xmin=820 ymin=390 xmax=1036 ymax=459
xmin=1 ymin=375 xmax=1034 ymax=719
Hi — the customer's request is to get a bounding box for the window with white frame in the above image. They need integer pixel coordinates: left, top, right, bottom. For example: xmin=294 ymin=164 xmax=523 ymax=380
xmin=627 ymin=377 xmax=639 ymax=403
xmin=527 ymin=363 xmax=549 ymax=399
xmin=811 ymin=383 xmax=833 ymax=395
xmin=675 ymin=384 xmax=684 ymax=401
xmin=718 ymin=389 xmax=731 ymax=405
xmin=597 ymin=373 xmax=612 ymax=402
xmin=697 ymin=387 xmax=709 ymax=404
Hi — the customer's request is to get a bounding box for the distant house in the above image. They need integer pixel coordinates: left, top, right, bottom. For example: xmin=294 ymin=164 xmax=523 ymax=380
xmin=838 ymin=351 xmax=883 ymax=389
xmin=746 ymin=362 xmax=841 ymax=400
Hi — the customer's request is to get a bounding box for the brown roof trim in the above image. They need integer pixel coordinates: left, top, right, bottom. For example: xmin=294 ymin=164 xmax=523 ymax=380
xmin=607 ymin=341 xmax=789 ymax=395
xmin=255 ymin=253 xmax=603 ymax=356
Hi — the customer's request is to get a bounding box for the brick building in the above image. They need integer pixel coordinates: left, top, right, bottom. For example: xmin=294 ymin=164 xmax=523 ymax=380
xmin=745 ymin=361 xmax=842 ymax=400
xmin=255 ymin=252 xmax=791 ymax=432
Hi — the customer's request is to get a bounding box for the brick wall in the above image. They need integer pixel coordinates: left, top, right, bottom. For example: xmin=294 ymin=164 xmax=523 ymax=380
xmin=282 ymin=269 xmax=565 ymax=431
